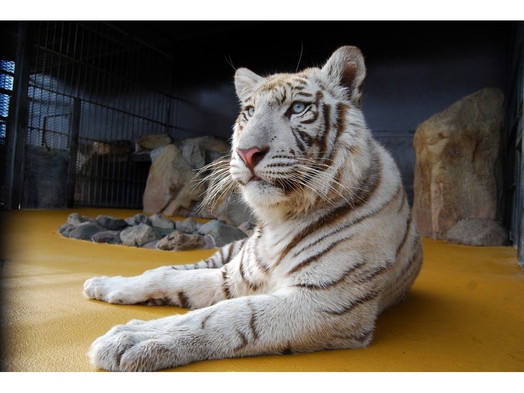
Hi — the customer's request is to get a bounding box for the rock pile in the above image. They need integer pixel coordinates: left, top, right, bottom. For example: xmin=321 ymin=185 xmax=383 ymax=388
xmin=58 ymin=212 xmax=249 ymax=251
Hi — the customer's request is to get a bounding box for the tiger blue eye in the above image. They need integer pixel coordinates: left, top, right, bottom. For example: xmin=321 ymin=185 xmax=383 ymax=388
xmin=247 ymin=107 xmax=255 ymax=116
xmin=291 ymin=102 xmax=306 ymax=114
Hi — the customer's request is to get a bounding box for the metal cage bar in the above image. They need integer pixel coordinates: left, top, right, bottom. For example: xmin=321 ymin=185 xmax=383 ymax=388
xmin=21 ymin=21 xmax=184 ymax=208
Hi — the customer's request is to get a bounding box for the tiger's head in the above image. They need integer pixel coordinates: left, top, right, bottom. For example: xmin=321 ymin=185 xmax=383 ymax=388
xmin=204 ymin=46 xmax=374 ymax=222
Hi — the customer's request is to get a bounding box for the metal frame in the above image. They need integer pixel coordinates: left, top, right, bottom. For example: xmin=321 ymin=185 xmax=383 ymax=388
xmin=6 ymin=22 xmax=186 ymax=209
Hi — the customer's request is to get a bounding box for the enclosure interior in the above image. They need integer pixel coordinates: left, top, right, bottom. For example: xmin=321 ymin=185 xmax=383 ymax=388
xmin=1 ymin=21 xmax=522 ymax=245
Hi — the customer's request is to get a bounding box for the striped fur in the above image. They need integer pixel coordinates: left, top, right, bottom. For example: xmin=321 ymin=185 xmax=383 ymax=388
xmin=83 ymin=46 xmax=423 ymax=371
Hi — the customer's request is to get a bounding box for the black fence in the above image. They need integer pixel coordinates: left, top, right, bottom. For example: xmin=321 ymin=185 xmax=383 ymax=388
xmin=4 ymin=22 xmax=189 ymax=209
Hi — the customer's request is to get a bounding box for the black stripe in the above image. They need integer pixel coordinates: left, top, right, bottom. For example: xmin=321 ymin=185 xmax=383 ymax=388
xmin=317 ymin=103 xmax=331 ymax=159
xmin=295 ymin=260 xmax=366 ymax=289
xmin=252 ymin=232 xmax=269 ymax=274
xmin=226 ymin=242 xmax=235 ymax=262
xmin=397 ymin=236 xmax=423 ymax=279
xmin=246 ymin=299 xmax=260 ymax=340
xmin=323 ymin=102 xmax=349 ymax=166
xmin=281 ymin=344 xmax=293 ymax=355
xmin=395 ymin=210 xmax=412 ymax=258
xmin=296 ymin=129 xmax=313 ymax=147
xmin=351 ymin=264 xmax=391 ymax=285
xmin=290 ymin=127 xmax=309 ymax=152
xmin=200 ymin=311 xmax=215 ymax=329
xmin=333 ymin=327 xmax=374 ymax=344
xmin=177 ymin=292 xmax=189 ymax=308
xmin=300 ymin=109 xmax=319 ymax=124
xmin=234 ymin=329 xmax=249 ymax=351
xmin=292 ymin=76 xmax=308 ymax=86
xmin=324 ymin=289 xmax=380 ymax=316
xmin=239 ymin=246 xmax=259 ymax=291
xmin=296 ymin=91 xmax=313 ymax=97
xmin=397 ymin=189 xmax=407 ymax=214
xmin=289 ymin=234 xmax=354 ymax=275
xmin=221 ymin=268 xmax=232 ymax=299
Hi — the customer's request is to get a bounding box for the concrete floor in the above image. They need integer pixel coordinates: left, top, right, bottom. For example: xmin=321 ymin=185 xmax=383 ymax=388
xmin=1 ymin=208 xmax=523 ymax=372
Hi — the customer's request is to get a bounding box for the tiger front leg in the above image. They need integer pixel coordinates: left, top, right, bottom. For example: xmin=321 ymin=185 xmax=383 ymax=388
xmin=88 ymin=294 xmax=291 ymax=371
xmin=88 ymin=292 xmax=376 ymax=371
xmin=83 ymin=266 xmax=227 ymax=308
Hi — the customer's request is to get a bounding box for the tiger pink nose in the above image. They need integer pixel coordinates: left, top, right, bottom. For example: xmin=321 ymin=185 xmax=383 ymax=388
xmin=236 ymin=147 xmax=269 ymax=170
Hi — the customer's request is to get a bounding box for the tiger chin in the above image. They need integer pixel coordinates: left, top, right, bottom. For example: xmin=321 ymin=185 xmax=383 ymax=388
xmin=83 ymin=46 xmax=423 ymax=372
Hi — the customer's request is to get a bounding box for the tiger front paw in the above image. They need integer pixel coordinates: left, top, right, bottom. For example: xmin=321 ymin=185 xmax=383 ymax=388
xmin=88 ymin=318 xmax=199 ymax=371
xmin=83 ymin=276 xmax=140 ymax=304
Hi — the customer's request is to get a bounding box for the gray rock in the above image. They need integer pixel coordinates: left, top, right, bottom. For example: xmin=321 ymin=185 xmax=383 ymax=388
xmin=58 ymin=223 xmax=76 ymax=237
xmin=149 ymin=213 xmax=175 ymax=229
xmin=96 ymin=215 xmax=128 ymax=230
xmin=175 ymin=217 xmax=198 ymax=233
xmin=68 ymin=222 xmax=105 ymax=241
xmin=125 ymin=213 xmax=151 ymax=226
xmin=446 ymin=218 xmax=509 ymax=246
xmin=120 ymin=224 xmax=162 ymax=247
xmin=202 ymin=234 xmax=216 ymax=249
xmin=154 ymin=227 xmax=177 ymax=237
xmin=157 ymin=232 xmax=205 ymax=251
xmin=200 ymin=188 xmax=254 ymax=227
xmin=198 ymin=220 xmax=248 ymax=247
xmin=141 ymin=239 xmax=161 ymax=249
xmin=66 ymin=213 xmax=95 ymax=227
xmin=92 ymin=230 xmax=123 ymax=244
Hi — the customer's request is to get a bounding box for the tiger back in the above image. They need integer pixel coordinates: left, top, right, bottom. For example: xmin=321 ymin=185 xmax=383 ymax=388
xmin=84 ymin=46 xmax=423 ymax=371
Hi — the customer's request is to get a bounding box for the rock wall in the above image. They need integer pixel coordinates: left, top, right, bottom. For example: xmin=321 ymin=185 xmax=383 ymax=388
xmin=412 ymin=88 xmax=505 ymax=242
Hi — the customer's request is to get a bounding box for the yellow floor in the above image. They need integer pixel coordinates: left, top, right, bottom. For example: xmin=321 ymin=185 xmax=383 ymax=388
xmin=1 ymin=208 xmax=523 ymax=372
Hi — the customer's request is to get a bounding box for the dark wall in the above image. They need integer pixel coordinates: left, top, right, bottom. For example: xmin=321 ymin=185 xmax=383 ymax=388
xmin=156 ymin=21 xmax=510 ymax=134
xmin=144 ymin=21 xmax=511 ymax=203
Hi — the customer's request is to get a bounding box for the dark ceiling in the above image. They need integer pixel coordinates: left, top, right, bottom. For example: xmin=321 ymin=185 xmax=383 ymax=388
xmin=109 ymin=20 xmax=515 ymax=67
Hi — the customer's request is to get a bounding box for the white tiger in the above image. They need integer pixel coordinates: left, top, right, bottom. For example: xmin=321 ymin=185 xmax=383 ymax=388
xmin=83 ymin=46 xmax=423 ymax=372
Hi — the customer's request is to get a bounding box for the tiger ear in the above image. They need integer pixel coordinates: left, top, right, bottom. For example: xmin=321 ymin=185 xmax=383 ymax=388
xmin=322 ymin=46 xmax=366 ymax=108
xmin=234 ymin=68 xmax=264 ymax=102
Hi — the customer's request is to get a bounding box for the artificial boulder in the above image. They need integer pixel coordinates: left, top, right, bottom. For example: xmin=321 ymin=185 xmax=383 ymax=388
xmin=142 ymin=144 xmax=206 ymax=217
xmin=412 ymin=88 xmax=505 ymax=241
